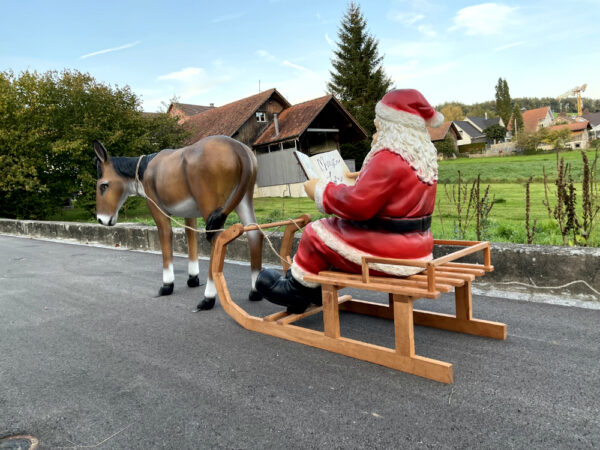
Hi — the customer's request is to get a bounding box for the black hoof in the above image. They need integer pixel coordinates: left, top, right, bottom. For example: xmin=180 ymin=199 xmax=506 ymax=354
xmin=195 ymin=297 xmax=215 ymax=311
xmin=248 ymin=289 xmax=263 ymax=302
xmin=187 ymin=274 xmax=201 ymax=288
xmin=158 ymin=283 xmax=174 ymax=296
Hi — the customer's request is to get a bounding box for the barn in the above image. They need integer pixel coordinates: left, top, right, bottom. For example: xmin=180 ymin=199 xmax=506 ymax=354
xmin=169 ymin=89 xmax=367 ymax=197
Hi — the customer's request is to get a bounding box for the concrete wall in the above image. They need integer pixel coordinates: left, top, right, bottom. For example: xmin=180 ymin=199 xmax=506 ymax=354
xmin=1 ymin=219 xmax=598 ymax=304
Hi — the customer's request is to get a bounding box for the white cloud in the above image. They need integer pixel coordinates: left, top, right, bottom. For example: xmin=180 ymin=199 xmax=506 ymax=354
xmin=283 ymin=60 xmax=312 ymax=73
xmin=417 ymin=24 xmax=437 ymax=37
xmin=256 ymin=49 xmax=276 ymax=61
xmin=451 ymin=3 xmax=518 ymax=36
xmin=388 ymin=11 xmax=425 ymax=25
xmin=325 ymin=33 xmax=335 ymax=47
xmin=155 ymin=66 xmax=233 ymax=105
xmin=494 ymin=41 xmax=524 ymax=52
xmin=80 ymin=40 xmax=141 ymax=59
xmin=157 ymin=67 xmax=207 ymax=83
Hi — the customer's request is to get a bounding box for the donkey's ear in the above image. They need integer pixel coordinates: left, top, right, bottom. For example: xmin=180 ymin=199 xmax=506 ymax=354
xmin=93 ymin=140 xmax=109 ymax=163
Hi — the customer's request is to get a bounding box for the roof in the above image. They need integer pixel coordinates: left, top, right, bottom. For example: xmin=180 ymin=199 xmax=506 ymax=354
xmin=454 ymin=120 xmax=484 ymax=138
xmin=467 ymin=116 xmax=502 ymax=132
xmin=582 ymin=112 xmax=600 ymax=127
xmin=169 ymin=103 xmax=214 ymax=117
xmin=508 ymin=106 xmax=550 ymax=133
xmin=253 ymin=95 xmax=367 ymax=146
xmin=427 ymin=121 xmax=452 ymax=141
xmin=548 ymin=121 xmax=590 ymax=132
xmin=182 ymin=89 xmax=290 ymax=144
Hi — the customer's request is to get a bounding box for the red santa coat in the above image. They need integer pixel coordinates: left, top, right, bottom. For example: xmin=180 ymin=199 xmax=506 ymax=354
xmin=292 ymin=148 xmax=437 ymax=281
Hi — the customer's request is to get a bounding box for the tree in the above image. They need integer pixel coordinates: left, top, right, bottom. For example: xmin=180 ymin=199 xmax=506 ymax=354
xmin=328 ymin=2 xmax=392 ymax=167
xmin=0 ymin=70 xmax=188 ymax=219
xmin=483 ymin=124 xmax=507 ymax=143
xmin=433 ymin=135 xmax=456 ymax=157
xmin=511 ymin=102 xmax=524 ymax=133
xmin=495 ymin=77 xmax=512 ymax=125
xmin=440 ymin=104 xmax=464 ymax=122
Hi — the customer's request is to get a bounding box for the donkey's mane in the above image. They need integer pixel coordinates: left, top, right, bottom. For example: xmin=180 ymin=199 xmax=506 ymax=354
xmin=96 ymin=153 xmax=159 ymax=180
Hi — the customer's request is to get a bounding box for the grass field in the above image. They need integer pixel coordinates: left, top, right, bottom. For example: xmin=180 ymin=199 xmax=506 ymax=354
xmin=50 ymin=148 xmax=600 ymax=247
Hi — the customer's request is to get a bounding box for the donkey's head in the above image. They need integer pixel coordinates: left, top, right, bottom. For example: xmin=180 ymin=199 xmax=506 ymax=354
xmin=93 ymin=140 xmax=130 ymax=226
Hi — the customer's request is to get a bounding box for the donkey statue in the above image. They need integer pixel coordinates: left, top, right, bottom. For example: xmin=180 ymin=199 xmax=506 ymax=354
xmin=93 ymin=136 xmax=264 ymax=310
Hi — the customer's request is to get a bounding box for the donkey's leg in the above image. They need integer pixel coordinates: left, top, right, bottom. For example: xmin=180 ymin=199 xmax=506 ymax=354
xmin=195 ymin=242 xmax=217 ymax=311
xmin=184 ymin=218 xmax=202 ymax=288
xmin=235 ymin=193 xmax=264 ymax=302
xmin=147 ymin=201 xmax=175 ymax=296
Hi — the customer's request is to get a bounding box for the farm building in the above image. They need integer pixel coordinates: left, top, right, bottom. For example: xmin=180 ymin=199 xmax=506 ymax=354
xmin=169 ymin=89 xmax=367 ymax=197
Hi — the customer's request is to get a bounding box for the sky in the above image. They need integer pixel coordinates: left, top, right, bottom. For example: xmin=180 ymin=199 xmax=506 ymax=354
xmin=2 ymin=0 xmax=599 ymax=112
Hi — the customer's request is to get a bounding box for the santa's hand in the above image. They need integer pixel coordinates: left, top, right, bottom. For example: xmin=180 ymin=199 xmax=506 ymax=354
xmin=346 ymin=171 xmax=360 ymax=180
xmin=304 ymin=179 xmax=319 ymax=201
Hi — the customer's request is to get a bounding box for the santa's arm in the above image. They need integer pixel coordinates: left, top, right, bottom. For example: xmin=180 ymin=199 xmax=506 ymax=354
xmin=315 ymin=152 xmax=405 ymax=221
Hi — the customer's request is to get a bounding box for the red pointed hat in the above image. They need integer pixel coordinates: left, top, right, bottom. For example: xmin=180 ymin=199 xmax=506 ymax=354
xmin=375 ymin=89 xmax=444 ymax=128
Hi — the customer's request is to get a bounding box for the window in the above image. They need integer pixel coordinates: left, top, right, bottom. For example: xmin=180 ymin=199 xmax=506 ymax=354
xmin=256 ymin=111 xmax=266 ymax=122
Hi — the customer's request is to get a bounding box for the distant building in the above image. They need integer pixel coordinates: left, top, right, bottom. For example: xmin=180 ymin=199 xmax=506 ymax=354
xmin=168 ymin=89 xmax=366 ymax=197
xmin=543 ymin=121 xmax=592 ymax=150
xmin=582 ymin=112 xmax=600 ymax=140
xmin=507 ymin=106 xmax=554 ymax=137
xmin=427 ymin=121 xmax=461 ymax=155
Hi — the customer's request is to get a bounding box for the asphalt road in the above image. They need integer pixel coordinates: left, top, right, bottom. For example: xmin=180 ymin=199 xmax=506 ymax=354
xmin=1 ymin=235 xmax=599 ymax=449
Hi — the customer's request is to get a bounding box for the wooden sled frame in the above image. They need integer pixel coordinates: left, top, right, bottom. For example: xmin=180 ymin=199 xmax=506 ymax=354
xmin=211 ymin=215 xmax=507 ymax=384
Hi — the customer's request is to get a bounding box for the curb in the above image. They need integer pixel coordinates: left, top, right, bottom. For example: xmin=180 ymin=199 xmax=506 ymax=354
xmin=1 ymin=218 xmax=598 ymax=306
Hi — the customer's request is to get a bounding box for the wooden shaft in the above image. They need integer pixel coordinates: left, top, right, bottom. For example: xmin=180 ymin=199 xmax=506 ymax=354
xmin=322 ymin=285 xmax=341 ymax=338
xmin=455 ymin=281 xmax=473 ymax=321
xmin=393 ymin=295 xmax=415 ymax=357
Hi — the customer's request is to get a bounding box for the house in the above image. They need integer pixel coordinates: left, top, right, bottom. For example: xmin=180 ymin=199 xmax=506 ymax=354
xmin=167 ymin=102 xmax=215 ymax=124
xmin=464 ymin=115 xmax=505 ymax=134
xmin=543 ymin=121 xmax=592 ymax=150
xmin=170 ymin=89 xmax=367 ymax=197
xmin=427 ymin=121 xmax=461 ymax=155
xmin=453 ymin=120 xmax=487 ymax=151
xmin=507 ymin=106 xmax=553 ymax=137
xmin=582 ymin=112 xmax=600 ymax=140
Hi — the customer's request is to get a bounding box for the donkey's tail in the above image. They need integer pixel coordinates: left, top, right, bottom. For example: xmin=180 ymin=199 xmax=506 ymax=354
xmin=205 ymin=140 xmax=257 ymax=242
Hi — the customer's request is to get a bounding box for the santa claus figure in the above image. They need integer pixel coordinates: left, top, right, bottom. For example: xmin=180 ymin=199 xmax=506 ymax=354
xmin=256 ymin=89 xmax=444 ymax=313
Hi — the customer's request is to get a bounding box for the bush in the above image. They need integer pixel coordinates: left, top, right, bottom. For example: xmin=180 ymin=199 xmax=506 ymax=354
xmin=0 ymin=69 xmax=188 ymax=220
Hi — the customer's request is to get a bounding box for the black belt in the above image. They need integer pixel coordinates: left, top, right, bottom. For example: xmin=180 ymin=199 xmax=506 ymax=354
xmin=350 ymin=215 xmax=432 ymax=233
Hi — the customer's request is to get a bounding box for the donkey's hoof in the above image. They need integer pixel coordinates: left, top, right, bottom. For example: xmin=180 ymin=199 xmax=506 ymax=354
xmin=187 ymin=275 xmax=201 ymax=288
xmin=158 ymin=283 xmax=174 ymax=296
xmin=248 ymin=289 xmax=263 ymax=302
xmin=195 ymin=297 xmax=215 ymax=311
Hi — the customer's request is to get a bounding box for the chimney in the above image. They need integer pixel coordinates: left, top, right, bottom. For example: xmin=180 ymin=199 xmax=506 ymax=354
xmin=274 ymin=113 xmax=280 ymax=136
xmin=209 ymin=103 xmax=214 ymax=108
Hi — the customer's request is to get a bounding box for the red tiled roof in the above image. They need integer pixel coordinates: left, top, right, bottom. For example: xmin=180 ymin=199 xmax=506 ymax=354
xmin=170 ymin=103 xmax=213 ymax=117
xmin=507 ymin=106 xmax=550 ymax=133
xmin=548 ymin=121 xmax=590 ymax=132
xmin=253 ymin=95 xmax=332 ymax=146
xmin=427 ymin=122 xmax=452 ymax=141
xmin=182 ymin=89 xmax=289 ymax=144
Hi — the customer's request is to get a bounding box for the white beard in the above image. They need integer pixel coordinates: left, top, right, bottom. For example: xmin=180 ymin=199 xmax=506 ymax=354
xmin=362 ymin=115 xmax=438 ymax=185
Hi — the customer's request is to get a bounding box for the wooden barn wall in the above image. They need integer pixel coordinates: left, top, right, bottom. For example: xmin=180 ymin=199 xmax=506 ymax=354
xmin=233 ymin=98 xmax=287 ymax=147
xmin=256 ymin=148 xmax=306 ymax=187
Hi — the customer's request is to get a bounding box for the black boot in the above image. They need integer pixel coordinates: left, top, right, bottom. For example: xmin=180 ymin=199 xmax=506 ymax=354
xmin=256 ymin=269 xmax=321 ymax=314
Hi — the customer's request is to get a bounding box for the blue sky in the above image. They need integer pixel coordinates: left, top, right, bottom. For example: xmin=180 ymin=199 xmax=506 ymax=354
xmin=2 ymin=0 xmax=599 ymax=111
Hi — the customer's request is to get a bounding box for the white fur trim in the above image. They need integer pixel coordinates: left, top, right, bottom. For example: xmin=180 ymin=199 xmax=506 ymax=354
xmin=376 ymin=101 xmax=429 ymax=127
xmin=313 ymin=180 xmax=328 ymax=214
xmin=163 ymin=263 xmax=174 ymax=284
xmin=366 ymin=116 xmax=438 ymax=185
xmin=311 ymin=221 xmax=431 ymax=276
xmin=427 ymin=111 xmax=444 ymax=128
xmin=290 ymin=261 xmax=320 ymax=288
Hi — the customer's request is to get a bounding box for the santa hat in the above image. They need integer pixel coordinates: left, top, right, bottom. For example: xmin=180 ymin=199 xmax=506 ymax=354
xmin=375 ymin=89 xmax=444 ymax=128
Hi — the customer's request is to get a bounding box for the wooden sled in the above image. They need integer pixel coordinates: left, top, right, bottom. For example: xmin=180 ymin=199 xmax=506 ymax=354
xmin=211 ymin=215 xmax=507 ymax=384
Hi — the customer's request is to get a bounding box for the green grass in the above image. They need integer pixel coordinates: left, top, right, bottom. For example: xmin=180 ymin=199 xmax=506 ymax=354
xmin=438 ymin=149 xmax=598 ymax=184
xmin=49 ymin=149 xmax=600 ymax=247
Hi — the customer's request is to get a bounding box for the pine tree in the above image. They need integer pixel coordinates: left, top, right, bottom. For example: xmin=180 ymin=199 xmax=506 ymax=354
xmin=495 ymin=77 xmax=512 ymax=125
xmin=511 ymin=102 xmax=524 ymax=134
xmin=327 ymin=2 xmax=392 ymax=166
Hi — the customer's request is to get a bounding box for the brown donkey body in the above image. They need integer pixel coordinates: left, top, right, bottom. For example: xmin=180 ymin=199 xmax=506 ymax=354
xmin=93 ymin=136 xmax=264 ymax=310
